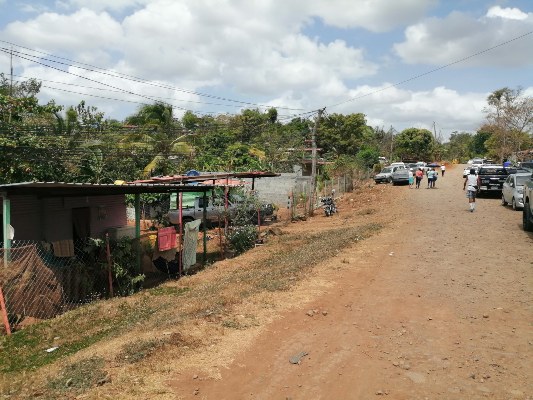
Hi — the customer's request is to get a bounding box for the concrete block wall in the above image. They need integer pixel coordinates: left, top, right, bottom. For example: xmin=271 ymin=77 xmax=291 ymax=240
xmin=244 ymin=172 xmax=311 ymax=206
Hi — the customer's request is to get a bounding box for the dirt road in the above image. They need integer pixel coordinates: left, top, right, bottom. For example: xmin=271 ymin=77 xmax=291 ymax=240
xmin=172 ymin=165 xmax=532 ymax=400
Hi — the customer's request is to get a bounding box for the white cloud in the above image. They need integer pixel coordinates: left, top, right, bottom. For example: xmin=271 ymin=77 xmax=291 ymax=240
xmin=331 ymin=85 xmax=491 ymax=138
xmin=393 ymin=7 xmax=533 ymax=67
xmin=3 ymin=8 xmax=123 ymax=54
xmin=486 ymin=6 xmax=528 ymax=20
xmin=1 ymin=0 xmax=530 ymax=139
xmin=305 ymin=0 xmax=437 ymax=32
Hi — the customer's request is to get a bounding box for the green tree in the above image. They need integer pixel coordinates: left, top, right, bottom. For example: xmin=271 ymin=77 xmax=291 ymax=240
xmin=394 ymin=128 xmax=435 ymax=161
xmin=482 ymin=88 xmax=533 ymax=162
xmin=123 ymin=102 xmax=189 ymax=177
xmin=444 ymin=132 xmax=474 ymax=162
xmin=469 ymin=130 xmax=491 ymax=157
xmin=356 ymin=146 xmax=379 ymax=169
xmin=318 ymin=113 xmax=373 ymax=156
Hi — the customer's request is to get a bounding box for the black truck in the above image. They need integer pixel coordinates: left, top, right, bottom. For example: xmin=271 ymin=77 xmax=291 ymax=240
xmin=477 ymin=165 xmax=528 ymax=195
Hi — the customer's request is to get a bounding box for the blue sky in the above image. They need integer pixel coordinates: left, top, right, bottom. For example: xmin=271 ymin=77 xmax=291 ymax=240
xmin=0 ymin=0 xmax=532 ymax=140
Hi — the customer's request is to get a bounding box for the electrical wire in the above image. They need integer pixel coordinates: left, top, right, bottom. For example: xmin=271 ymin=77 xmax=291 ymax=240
xmin=327 ymin=30 xmax=533 ymax=109
xmin=0 ymin=41 xmax=305 ymax=111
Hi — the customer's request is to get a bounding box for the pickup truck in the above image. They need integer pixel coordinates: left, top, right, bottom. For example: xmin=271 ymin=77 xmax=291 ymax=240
xmin=523 ymin=174 xmax=533 ymax=231
xmin=167 ymin=196 xmax=276 ymax=226
xmin=477 ymin=166 xmax=529 ymax=196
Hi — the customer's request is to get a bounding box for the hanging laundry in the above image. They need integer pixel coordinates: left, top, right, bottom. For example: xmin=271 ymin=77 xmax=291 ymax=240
xmin=182 ymin=220 xmax=201 ymax=271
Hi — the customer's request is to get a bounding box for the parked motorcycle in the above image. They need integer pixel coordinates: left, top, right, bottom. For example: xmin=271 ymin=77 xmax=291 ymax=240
xmin=321 ymin=196 xmax=337 ymax=217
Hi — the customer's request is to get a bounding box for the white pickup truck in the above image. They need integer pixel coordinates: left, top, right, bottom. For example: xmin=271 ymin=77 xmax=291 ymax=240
xmin=522 ymin=174 xmax=533 ymax=231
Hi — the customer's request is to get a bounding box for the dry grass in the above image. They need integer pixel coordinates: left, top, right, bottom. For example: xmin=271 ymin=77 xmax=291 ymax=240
xmin=0 ymin=189 xmax=386 ymax=399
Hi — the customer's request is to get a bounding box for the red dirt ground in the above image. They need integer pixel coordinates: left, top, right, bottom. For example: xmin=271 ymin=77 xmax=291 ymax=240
xmin=170 ymin=164 xmax=532 ymax=400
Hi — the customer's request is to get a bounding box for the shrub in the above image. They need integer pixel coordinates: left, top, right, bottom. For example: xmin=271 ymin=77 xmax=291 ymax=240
xmin=226 ymin=225 xmax=258 ymax=255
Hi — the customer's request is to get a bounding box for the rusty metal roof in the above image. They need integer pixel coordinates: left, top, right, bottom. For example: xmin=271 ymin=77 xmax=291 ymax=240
xmin=132 ymin=171 xmax=280 ymax=185
xmin=0 ymin=181 xmax=214 ymax=197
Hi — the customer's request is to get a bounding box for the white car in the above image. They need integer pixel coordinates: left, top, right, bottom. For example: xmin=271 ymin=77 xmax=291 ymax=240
xmin=463 ymin=166 xmax=478 ymax=178
xmin=390 ymin=162 xmax=406 ymax=168
xmin=501 ymin=173 xmax=531 ymax=210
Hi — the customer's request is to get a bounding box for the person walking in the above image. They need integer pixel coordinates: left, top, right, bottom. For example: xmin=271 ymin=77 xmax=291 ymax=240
xmin=463 ymin=168 xmax=478 ymax=212
xmin=426 ymin=168 xmax=435 ymax=188
xmin=415 ymin=168 xmax=423 ymax=189
xmin=432 ymin=168 xmax=438 ymax=188
xmin=441 ymin=163 xmax=446 ymax=177
xmin=408 ymin=169 xmax=414 ymax=189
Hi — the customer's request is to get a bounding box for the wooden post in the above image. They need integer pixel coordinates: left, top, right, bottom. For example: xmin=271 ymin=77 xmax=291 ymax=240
xmin=105 ymin=233 xmax=114 ymax=298
xmin=0 ymin=286 xmax=11 ymax=335
xmin=178 ymin=192 xmax=183 ymax=276
xmin=202 ymin=191 xmax=207 ymax=265
xmin=134 ymin=193 xmax=141 ymax=273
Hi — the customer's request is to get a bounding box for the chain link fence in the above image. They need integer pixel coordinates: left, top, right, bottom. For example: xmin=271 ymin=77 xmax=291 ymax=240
xmin=0 ymin=238 xmax=144 ymax=334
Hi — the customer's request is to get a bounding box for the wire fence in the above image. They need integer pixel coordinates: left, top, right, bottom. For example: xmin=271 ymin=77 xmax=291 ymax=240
xmin=0 ymin=238 xmax=144 ymax=334
xmin=287 ymin=171 xmax=372 ymax=220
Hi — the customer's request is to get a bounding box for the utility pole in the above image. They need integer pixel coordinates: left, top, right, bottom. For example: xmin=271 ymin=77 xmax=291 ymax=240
xmin=389 ymin=125 xmax=394 ymax=162
xmin=9 ymin=47 xmax=13 ymax=96
xmin=310 ymin=108 xmax=325 ymax=216
xmin=8 ymin=47 xmax=13 ymax=123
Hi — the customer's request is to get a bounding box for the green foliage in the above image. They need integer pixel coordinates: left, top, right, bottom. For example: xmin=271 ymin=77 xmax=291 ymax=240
xmin=226 ymin=225 xmax=258 ymax=255
xmin=84 ymin=237 xmax=145 ymax=297
xmin=0 ymin=129 xmax=72 ymax=184
xmin=125 ymin=101 xmax=174 ymax=129
xmin=318 ymin=113 xmax=373 ymax=155
xmin=222 ymin=143 xmax=265 ymax=171
xmin=482 ymin=87 xmax=533 ymax=161
xmin=356 ymin=146 xmax=379 ymax=168
xmin=469 ymin=129 xmax=491 ymax=156
xmin=444 ymin=131 xmax=474 ymax=162
xmin=394 ymin=128 xmax=435 ymax=161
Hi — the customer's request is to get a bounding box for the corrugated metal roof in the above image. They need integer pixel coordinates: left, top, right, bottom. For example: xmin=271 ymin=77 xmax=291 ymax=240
xmin=0 ymin=181 xmax=214 ymax=197
xmin=132 ymin=171 xmax=280 ymax=185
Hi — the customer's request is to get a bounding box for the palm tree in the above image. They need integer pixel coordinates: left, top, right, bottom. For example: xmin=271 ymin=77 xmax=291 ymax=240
xmin=123 ymin=102 xmax=194 ymax=177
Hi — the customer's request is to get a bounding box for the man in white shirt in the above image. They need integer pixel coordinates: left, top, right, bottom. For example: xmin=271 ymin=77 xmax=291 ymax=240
xmin=463 ymin=168 xmax=478 ymax=212
xmin=440 ymin=164 xmax=446 ymax=177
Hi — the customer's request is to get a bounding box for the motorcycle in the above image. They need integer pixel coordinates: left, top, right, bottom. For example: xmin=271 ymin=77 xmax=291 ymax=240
xmin=321 ymin=196 xmax=337 ymax=217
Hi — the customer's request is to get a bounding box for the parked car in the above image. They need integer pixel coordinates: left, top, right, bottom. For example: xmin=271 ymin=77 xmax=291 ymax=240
xmin=374 ymin=165 xmax=404 ymax=184
xmin=501 ymin=173 xmax=531 ymax=210
xmin=390 ymin=162 xmax=406 ymax=168
xmin=523 ymin=174 xmax=533 ymax=231
xmin=518 ymin=161 xmax=533 ymax=171
xmin=406 ymin=163 xmax=419 ymax=172
xmin=463 ymin=166 xmax=478 ymax=178
xmin=391 ymin=167 xmax=409 ymax=185
xmin=476 ymin=166 xmax=527 ymax=195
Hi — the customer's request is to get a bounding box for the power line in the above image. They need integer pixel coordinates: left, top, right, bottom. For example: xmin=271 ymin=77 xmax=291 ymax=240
xmin=0 ymin=40 xmax=305 ymax=111
xmin=327 ymin=30 xmax=533 ymax=109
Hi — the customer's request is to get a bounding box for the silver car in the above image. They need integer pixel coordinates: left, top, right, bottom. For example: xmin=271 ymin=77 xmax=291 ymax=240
xmin=501 ymin=173 xmax=532 ymax=210
xmin=374 ymin=166 xmax=404 ymax=184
